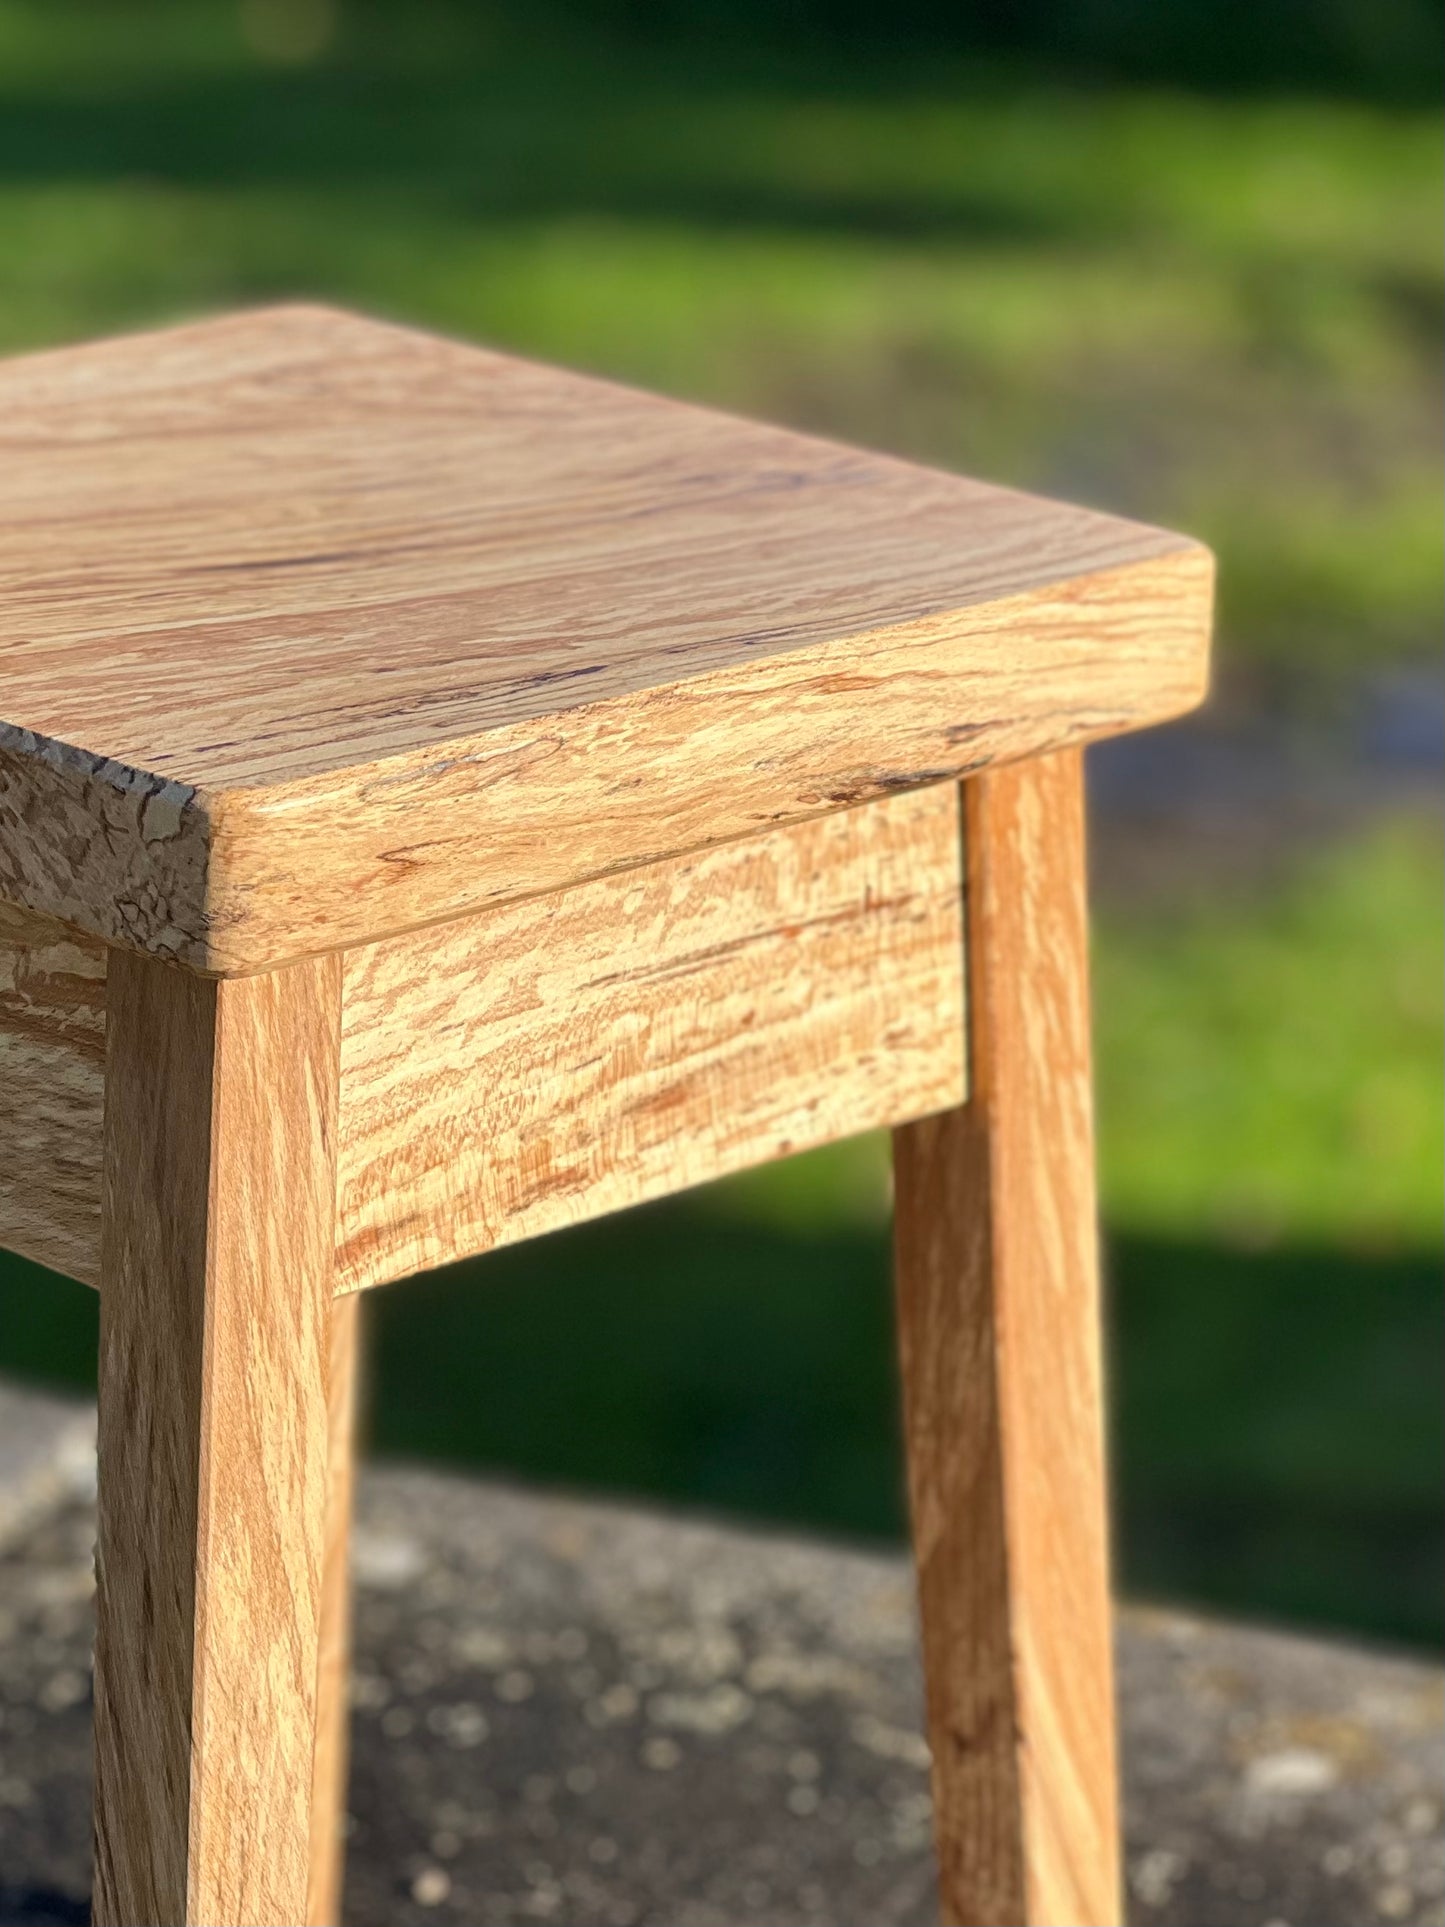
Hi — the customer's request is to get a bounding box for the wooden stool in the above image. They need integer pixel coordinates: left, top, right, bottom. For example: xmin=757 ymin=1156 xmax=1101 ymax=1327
xmin=0 ymin=306 xmax=1211 ymax=1927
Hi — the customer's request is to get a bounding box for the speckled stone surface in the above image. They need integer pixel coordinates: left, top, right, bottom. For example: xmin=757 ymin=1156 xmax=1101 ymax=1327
xmin=0 ymin=1390 xmax=1440 ymax=1927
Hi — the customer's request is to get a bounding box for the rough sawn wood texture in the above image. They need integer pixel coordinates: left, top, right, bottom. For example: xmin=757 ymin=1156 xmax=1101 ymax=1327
xmin=0 ymin=304 xmax=1212 ymax=974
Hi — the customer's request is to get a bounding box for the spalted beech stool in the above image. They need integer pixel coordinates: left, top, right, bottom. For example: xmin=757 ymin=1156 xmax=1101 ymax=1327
xmin=0 ymin=308 xmax=1212 ymax=1926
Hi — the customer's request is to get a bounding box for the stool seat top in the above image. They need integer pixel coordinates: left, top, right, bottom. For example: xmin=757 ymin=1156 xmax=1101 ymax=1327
xmin=0 ymin=304 xmax=1211 ymax=974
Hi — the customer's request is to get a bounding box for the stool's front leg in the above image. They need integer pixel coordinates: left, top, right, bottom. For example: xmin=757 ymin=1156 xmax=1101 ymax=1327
xmin=93 ymin=949 xmax=352 ymax=1927
xmin=893 ymin=749 xmax=1121 ymax=1927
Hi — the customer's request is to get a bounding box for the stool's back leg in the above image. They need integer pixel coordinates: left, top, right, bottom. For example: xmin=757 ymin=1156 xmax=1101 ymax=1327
xmin=93 ymin=951 xmax=344 ymax=1927
xmin=308 ymin=1290 xmax=362 ymax=1927
xmin=892 ymin=750 xmax=1120 ymax=1927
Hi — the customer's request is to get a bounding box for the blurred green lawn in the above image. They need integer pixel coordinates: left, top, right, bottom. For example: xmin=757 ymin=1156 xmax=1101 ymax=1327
xmin=0 ymin=0 xmax=1440 ymax=1646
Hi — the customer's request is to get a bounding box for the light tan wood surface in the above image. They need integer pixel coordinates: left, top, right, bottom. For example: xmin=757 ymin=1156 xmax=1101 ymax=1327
xmin=308 ymin=1291 xmax=361 ymax=1927
xmin=0 ymin=899 xmax=105 ymax=1280
xmin=93 ymin=949 xmax=343 ymax=1927
xmin=1 ymin=792 xmax=966 ymax=1293
xmin=336 ymin=784 xmax=965 ymax=1292
xmin=0 ymin=304 xmax=1211 ymax=973
xmin=893 ymin=752 xmax=1119 ymax=1926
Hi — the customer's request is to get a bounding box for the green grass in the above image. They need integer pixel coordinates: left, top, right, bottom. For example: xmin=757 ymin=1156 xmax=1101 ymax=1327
xmin=1096 ymin=815 xmax=1444 ymax=1247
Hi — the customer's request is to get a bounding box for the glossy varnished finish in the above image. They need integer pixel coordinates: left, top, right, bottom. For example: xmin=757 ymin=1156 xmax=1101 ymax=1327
xmin=0 ymin=305 xmax=1210 ymax=973
xmin=335 ymin=786 xmax=966 ymax=1292
xmin=94 ymin=951 xmax=346 ymax=1927
xmin=893 ymin=753 xmax=1119 ymax=1926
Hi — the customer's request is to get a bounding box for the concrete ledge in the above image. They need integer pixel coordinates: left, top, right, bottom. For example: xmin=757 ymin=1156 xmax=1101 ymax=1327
xmin=0 ymin=1386 xmax=1439 ymax=1926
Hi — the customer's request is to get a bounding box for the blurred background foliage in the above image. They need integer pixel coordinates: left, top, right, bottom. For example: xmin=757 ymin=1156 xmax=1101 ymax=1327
xmin=0 ymin=0 xmax=1440 ymax=1647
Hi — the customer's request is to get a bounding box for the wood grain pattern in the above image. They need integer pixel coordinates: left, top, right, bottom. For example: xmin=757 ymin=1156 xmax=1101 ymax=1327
xmin=93 ymin=949 xmax=343 ymax=1927
xmin=0 ymin=304 xmax=1212 ymax=973
xmin=0 ymin=898 xmax=105 ymax=1281
xmin=892 ymin=752 xmax=1119 ymax=1926
xmin=0 ymin=795 xmax=967 ymax=1295
xmin=336 ymin=784 xmax=966 ymax=1293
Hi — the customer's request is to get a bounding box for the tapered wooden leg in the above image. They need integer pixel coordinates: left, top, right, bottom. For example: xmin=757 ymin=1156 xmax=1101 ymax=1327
xmin=308 ymin=1290 xmax=361 ymax=1927
xmin=93 ymin=949 xmax=344 ymax=1927
xmin=893 ymin=750 xmax=1120 ymax=1927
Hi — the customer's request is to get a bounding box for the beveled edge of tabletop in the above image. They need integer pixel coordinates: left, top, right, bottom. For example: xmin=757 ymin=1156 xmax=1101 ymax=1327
xmin=0 ymin=532 xmax=1212 ymax=976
